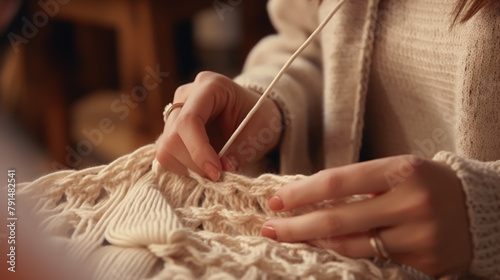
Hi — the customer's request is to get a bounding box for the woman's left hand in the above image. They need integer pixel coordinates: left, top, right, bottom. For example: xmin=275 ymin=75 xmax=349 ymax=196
xmin=261 ymin=155 xmax=473 ymax=277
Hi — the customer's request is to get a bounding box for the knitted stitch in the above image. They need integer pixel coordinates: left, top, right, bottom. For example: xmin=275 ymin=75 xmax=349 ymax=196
xmin=19 ymin=144 xmax=432 ymax=280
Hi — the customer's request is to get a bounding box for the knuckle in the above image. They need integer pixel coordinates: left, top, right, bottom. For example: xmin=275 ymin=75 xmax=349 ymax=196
xmin=399 ymin=154 xmax=428 ymax=181
xmin=398 ymin=189 xmax=434 ymax=219
xmin=409 ymin=158 xmax=426 ymax=176
xmin=317 ymin=237 xmax=347 ymax=255
xmin=411 ymin=190 xmax=435 ymax=218
xmin=195 ymin=71 xmax=226 ymax=84
xmin=383 ymin=154 xmax=432 ymax=188
xmin=407 ymin=154 xmax=425 ymax=167
xmin=322 ymin=211 xmax=342 ymax=235
xmin=318 ymin=170 xmax=342 ymax=197
xmin=194 ymin=72 xmax=234 ymax=102
xmin=174 ymin=84 xmax=190 ymax=101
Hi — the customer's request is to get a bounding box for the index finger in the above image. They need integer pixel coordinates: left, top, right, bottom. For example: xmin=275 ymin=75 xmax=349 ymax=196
xmin=175 ymin=79 xmax=231 ymax=181
xmin=269 ymin=158 xmax=395 ymax=212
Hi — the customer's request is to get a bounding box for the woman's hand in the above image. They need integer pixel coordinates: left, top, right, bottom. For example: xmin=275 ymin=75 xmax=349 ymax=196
xmin=156 ymin=71 xmax=283 ymax=181
xmin=261 ymin=155 xmax=473 ymax=276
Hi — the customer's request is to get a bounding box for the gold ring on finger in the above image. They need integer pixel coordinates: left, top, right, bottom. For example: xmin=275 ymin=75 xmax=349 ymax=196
xmin=163 ymin=103 xmax=184 ymax=123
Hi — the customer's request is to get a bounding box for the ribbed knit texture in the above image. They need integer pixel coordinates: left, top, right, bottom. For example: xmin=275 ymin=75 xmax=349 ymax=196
xmin=18 ymin=145 xmax=434 ymax=280
xmin=236 ymin=0 xmax=500 ymax=278
xmin=364 ymin=0 xmax=458 ymax=159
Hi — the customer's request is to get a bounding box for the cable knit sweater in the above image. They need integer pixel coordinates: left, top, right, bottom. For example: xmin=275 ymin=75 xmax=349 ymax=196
xmin=234 ymin=0 xmax=500 ymax=278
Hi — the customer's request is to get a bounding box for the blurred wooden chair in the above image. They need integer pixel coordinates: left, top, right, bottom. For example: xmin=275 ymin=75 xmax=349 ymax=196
xmin=4 ymin=0 xmax=273 ymax=167
xmin=55 ymin=0 xmax=214 ymax=135
xmin=35 ymin=0 xmax=214 ymax=166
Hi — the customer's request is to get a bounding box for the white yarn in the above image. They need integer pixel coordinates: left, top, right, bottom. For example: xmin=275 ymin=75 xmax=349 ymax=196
xmin=19 ymin=144 xmax=432 ymax=280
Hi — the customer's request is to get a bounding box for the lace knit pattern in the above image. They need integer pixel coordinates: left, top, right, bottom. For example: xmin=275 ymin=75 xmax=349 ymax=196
xmin=19 ymin=144 xmax=433 ymax=280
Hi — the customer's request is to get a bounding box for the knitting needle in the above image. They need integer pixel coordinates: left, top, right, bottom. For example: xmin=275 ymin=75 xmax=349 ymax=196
xmin=218 ymin=0 xmax=345 ymax=158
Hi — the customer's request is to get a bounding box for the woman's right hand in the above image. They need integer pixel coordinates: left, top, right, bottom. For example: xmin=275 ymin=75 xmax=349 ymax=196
xmin=156 ymin=71 xmax=283 ymax=181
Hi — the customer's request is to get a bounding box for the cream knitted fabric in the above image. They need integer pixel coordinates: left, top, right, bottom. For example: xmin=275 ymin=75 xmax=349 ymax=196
xmin=19 ymin=144 xmax=433 ymax=280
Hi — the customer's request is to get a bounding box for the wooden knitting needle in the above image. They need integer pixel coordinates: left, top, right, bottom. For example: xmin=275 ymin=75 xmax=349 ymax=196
xmin=218 ymin=0 xmax=345 ymax=158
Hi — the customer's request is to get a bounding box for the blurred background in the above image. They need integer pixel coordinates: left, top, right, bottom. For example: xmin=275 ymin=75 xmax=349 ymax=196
xmin=0 ymin=0 xmax=274 ymax=182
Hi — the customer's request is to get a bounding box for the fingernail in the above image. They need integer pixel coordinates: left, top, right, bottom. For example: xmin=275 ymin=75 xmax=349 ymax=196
xmin=261 ymin=226 xmax=277 ymax=240
xmin=222 ymin=155 xmax=239 ymax=173
xmin=268 ymin=195 xmax=284 ymax=211
xmin=203 ymin=162 xmax=221 ymax=181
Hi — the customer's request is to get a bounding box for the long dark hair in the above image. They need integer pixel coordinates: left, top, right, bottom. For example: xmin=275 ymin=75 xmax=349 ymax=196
xmin=454 ymin=0 xmax=497 ymax=23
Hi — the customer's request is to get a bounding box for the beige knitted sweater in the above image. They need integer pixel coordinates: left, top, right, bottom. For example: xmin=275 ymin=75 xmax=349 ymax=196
xmin=17 ymin=0 xmax=498 ymax=279
xmin=234 ymin=0 xmax=500 ymax=278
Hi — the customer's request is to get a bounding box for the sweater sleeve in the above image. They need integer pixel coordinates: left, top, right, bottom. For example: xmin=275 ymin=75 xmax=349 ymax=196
xmin=234 ymin=0 xmax=324 ymax=175
xmin=433 ymin=151 xmax=500 ymax=279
